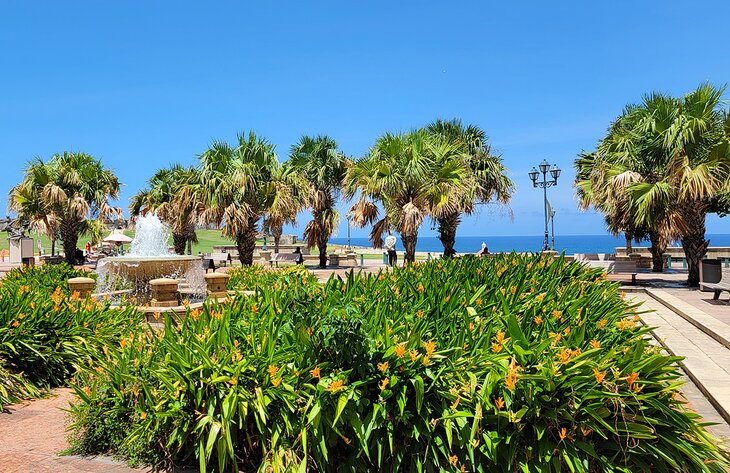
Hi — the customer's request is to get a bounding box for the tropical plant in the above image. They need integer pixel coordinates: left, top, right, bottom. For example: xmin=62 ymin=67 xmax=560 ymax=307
xmin=68 ymin=255 xmax=730 ymax=471
xmin=426 ymin=119 xmax=514 ymax=257
xmin=9 ymin=152 xmax=122 ymax=264
xmin=288 ymin=135 xmax=349 ymax=267
xmin=347 ymin=130 xmax=468 ymax=262
xmin=130 ymin=164 xmax=199 ymax=255
xmin=576 ymin=84 xmax=730 ymax=283
xmin=188 ymin=131 xmax=286 ymax=265
xmin=262 ymin=164 xmax=309 ymax=254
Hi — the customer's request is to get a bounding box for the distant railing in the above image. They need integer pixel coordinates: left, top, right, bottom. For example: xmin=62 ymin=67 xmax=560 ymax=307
xmin=666 ymin=256 xmax=730 ymax=269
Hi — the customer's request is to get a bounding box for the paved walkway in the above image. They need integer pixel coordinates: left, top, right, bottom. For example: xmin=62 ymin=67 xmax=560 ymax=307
xmin=631 ymin=291 xmax=730 ymax=441
xmin=0 ymin=389 xmax=148 ymax=473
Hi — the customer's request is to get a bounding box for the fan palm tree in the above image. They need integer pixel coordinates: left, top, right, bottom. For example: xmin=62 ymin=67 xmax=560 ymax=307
xmin=346 ymin=130 xmax=468 ymax=263
xmin=262 ymin=164 xmax=309 ymax=254
xmin=9 ymin=152 xmax=121 ymax=264
xmin=576 ymin=84 xmax=730 ymax=283
xmin=130 ymin=164 xmax=199 ymax=255
xmin=288 ymin=135 xmax=348 ymax=267
xmin=186 ymin=131 xmax=285 ymax=266
xmin=426 ymin=119 xmax=513 ymax=257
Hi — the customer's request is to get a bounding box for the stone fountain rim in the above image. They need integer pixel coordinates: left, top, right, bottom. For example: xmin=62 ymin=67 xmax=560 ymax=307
xmin=100 ymin=255 xmax=201 ymax=263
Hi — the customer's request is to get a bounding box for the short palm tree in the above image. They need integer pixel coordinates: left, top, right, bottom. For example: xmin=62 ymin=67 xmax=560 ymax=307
xmin=576 ymin=84 xmax=730 ymax=284
xmin=188 ymin=131 xmax=285 ymax=266
xmin=288 ymin=135 xmax=348 ymax=267
xmin=426 ymin=119 xmax=513 ymax=257
xmin=9 ymin=152 xmax=121 ymax=264
xmin=130 ymin=164 xmax=199 ymax=255
xmin=347 ymin=130 xmax=467 ymax=262
xmin=262 ymin=164 xmax=309 ymax=254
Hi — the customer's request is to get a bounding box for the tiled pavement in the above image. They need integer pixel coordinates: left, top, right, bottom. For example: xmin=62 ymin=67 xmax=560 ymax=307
xmin=631 ymin=292 xmax=730 ymax=441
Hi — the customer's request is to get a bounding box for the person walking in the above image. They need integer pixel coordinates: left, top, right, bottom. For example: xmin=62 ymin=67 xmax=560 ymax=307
xmin=384 ymin=232 xmax=397 ymax=267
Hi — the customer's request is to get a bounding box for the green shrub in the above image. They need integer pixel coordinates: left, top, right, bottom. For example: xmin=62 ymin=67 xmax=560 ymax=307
xmin=68 ymin=255 xmax=730 ymax=472
xmin=227 ymin=264 xmax=317 ymax=291
xmin=0 ymin=264 xmax=138 ymax=409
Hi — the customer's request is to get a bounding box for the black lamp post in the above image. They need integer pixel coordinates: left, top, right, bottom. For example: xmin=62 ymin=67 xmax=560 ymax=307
xmin=529 ymin=160 xmax=561 ymax=251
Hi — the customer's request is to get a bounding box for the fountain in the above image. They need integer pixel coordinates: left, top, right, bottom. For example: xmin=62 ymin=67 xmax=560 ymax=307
xmin=95 ymin=214 xmax=205 ymax=303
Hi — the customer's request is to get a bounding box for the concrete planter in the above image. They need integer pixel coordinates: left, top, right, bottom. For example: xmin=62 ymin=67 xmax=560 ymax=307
xmin=68 ymin=277 xmax=95 ymax=297
xmin=150 ymin=278 xmax=179 ymax=307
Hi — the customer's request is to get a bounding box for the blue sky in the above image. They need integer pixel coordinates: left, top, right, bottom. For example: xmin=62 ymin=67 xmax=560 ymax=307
xmin=1 ymin=1 xmax=728 ymax=239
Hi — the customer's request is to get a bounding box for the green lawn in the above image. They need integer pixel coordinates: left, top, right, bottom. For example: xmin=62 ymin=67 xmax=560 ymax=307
xmin=0 ymin=229 xmax=239 ymax=256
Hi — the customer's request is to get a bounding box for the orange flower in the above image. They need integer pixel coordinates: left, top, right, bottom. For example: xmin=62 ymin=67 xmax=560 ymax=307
xmin=267 ymin=364 xmax=279 ymax=378
xmin=536 ymin=293 xmax=545 ymax=302
xmin=552 ymin=310 xmax=562 ymax=320
xmin=475 ymin=298 xmax=483 ymax=306
xmin=494 ymin=330 xmax=507 ymax=344
xmin=327 ymin=379 xmax=345 ymax=393
xmin=11 ymin=320 xmax=19 ymax=327
xmin=271 ymin=377 xmax=282 ymax=387
xmin=534 ymin=315 xmax=543 ymax=325
xmin=423 ymin=340 xmax=437 ymax=357
xmin=563 ymin=326 xmax=571 ymax=336
xmin=306 ymin=326 xmax=312 ymax=336
xmin=491 ymin=342 xmax=503 ymax=353
xmin=626 ymin=372 xmax=639 ymax=389
xmin=310 ymin=367 xmax=321 ymax=379
xmin=445 ymin=295 xmax=450 ymax=303
xmin=556 ymin=348 xmax=573 ymax=364
xmin=379 ymin=378 xmax=389 ymax=391
xmin=409 ymin=349 xmax=419 ymax=362
xmin=377 ymin=361 xmax=389 ymax=373
xmin=449 ymin=454 xmax=458 ymax=466
xmin=559 ymin=427 xmax=567 ymax=440
xmin=140 ymin=411 xmax=147 ymax=420
xmin=499 ymin=288 xmax=506 ymax=295
xmin=597 ymin=319 xmax=608 ymax=330
xmin=450 ymin=397 xmax=460 ymax=410
xmin=589 ymin=339 xmax=601 ymax=349
xmin=495 ymin=397 xmax=505 ymax=410
xmin=593 ymin=368 xmax=606 ymax=384
xmin=83 ymin=386 xmax=92 ymax=396
xmin=417 ymin=282 xmax=425 ymax=293
xmin=416 ymin=310 xmax=424 ymax=319
xmin=251 ymin=304 xmax=259 ymax=314
xmin=230 ymin=377 xmax=238 ymax=385
xmin=395 ymin=344 xmax=406 ymax=359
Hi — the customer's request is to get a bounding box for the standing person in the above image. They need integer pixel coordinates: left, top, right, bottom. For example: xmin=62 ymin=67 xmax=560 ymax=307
xmin=37 ymin=239 xmax=43 ymax=256
xmin=293 ymin=246 xmax=304 ymax=265
xmin=85 ymin=241 xmax=92 ymax=258
xmin=384 ymin=232 xmax=397 ymax=267
xmin=476 ymin=241 xmax=489 ymax=256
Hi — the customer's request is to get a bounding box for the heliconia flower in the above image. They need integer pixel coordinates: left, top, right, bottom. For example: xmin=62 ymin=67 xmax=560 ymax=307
xmin=377 ymin=361 xmax=389 ymax=373
xmin=310 ymin=367 xmax=321 ymax=379
xmin=416 ymin=310 xmax=424 ymax=318
xmin=449 ymin=454 xmax=458 ymax=466
xmin=271 ymin=378 xmax=281 ymax=387
xmin=597 ymin=319 xmax=608 ymax=329
xmin=593 ymin=368 xmax=606 ymax=384
xmin=327 ymin=379 xmax=345 ymax=393
xmin=267 ymin=364 xmax=279 ymax=378
xmin=559 ymin=427 xmax=567 ymax=440
xmin=495 ymin=397 xmax=505 ymax=410
xmin=395 ymin=344 xmax=406 ymax=359
xmin=423 ymin=340 xmax=437 ymax=357
xmin=534 ymin=315 xmax=543 ymax=325
xmin=410 ymin=350 xmax=419 ymax=362
xmin=491 ymin=342 xmax=503 ymax=353
xmin=379 ymin=378 xmax=389 ymax=391
xmin=140 ymin=411 xmax=147 ymax=420
xmin=417 ymin=282 xmax=425 ymax=293
xmin=626 ymin=372 xmax=639 ymax=388
xmin=450 ymin=397 xmax=460 ymax=410
xmin=589 ymin=339 xmax=601 ymax=349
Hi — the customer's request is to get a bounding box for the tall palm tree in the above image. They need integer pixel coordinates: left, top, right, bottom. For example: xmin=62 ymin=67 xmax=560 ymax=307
xmin=188 ymin=131 xmax=285 ymax=266
xmin=346 ymin=130 xmax=467 ymax=263
xmin=288 ymin=135 xmax=348 ymax=267
xmin=130 ymin=164 xmax=199 ymax=255
xmin=9 ymin=152 xmax=121 ymax=264
xmin=576 ymin=84 xmax=730 ymax=284
xmin=426 ymin=119 xmax=513 ymax=257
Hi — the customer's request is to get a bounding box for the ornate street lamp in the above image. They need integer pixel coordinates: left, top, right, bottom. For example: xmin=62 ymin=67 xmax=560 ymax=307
xmin=529 ymin=160 xmax=561 ymax=251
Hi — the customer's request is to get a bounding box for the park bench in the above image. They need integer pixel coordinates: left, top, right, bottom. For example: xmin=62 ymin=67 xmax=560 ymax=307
xmin=202 ymin=252 xmax=232 ymax=273
xmin=700 ymin=276 xmax=730 ymax=301
xmin=609 ymin=261 xmax=638 ymax=285
xmin=270 ymin=253 xmax=302 ymax=267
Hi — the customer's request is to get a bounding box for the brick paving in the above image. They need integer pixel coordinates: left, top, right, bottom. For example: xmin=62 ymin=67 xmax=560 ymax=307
xmin=0 ymin=389 xmax=148 ymax=473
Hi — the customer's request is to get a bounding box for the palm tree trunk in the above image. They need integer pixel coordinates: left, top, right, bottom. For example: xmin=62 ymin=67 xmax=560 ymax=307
xmin=317 ymin=232 xmax=328 ymax=268
xmin=274 ymin=235 xmax=281 ymax=254
xmin=437 ymin=212 xmax=460 ymax=258
xmin=172 ymin=233 xmax=187 ymax=255
xmin=60 ymin=219 xmax=80 ymax=265
xmin=236 ymin=217 xmax=259 ymax=266
xmin=648 ymin=230 xmax=666 ymax=273
xmin=624 ymin=233 xmax=633 ymax=255
xmin=402 ymin=232 xmax=417 ymax=263
xmin=680 ymin=202 xmax=709 ymax=287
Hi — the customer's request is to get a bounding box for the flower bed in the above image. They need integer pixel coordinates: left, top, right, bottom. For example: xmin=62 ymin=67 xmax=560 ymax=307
xmin=60 ymin=255 xmax=730 ymax=471
xmin=0 ymin=264 xmax=139 ymax=408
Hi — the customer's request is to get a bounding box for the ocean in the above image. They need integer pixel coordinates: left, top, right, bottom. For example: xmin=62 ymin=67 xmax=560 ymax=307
xmin=329 ymin=234 xmax=730 ymax=255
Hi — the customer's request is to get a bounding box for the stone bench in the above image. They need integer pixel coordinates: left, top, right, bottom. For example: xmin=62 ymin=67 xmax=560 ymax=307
xmin=270 ymin=253 xmax=302 ymax=267
xmin=700 ymin=281 xmax=730 ymax=301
